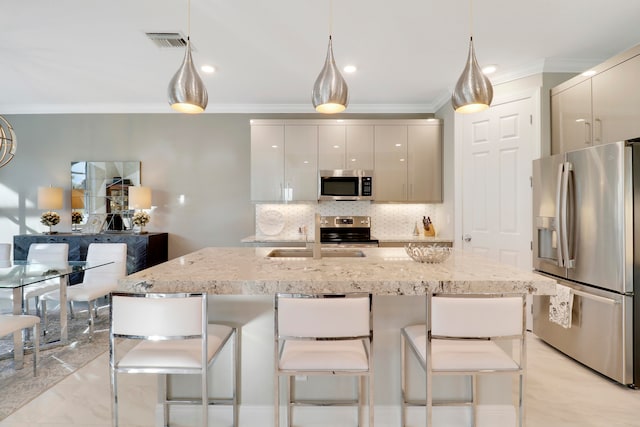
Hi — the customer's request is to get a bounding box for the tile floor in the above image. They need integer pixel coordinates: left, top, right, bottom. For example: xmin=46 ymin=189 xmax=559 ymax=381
xmin=0 ymin=333 xmax=638 ymax=426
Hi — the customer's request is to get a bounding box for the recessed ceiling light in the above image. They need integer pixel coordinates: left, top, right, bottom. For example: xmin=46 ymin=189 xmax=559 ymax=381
xmin=343 ymin=65 xmax=357 ymax=73
xmin=201 ymin=65 xmax=215 ymax=73
xmin=482 ymin=65 xmax=497 ymax=75
xmin=581 ymin=70 xmax=597 ymax=77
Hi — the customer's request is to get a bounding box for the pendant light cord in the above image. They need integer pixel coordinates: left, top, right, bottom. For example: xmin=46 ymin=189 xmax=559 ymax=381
xmin=329 ymin=0 xmax=333 ymax=37
xmin=187 ymin=0 xmax=191 ymax=41
xmin=469 ymin=0 xmax=473 ymax=40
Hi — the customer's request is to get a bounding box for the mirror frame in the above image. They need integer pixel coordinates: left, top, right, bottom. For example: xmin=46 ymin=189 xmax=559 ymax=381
xmin=71 ymin=161 xmax=141 ymax=232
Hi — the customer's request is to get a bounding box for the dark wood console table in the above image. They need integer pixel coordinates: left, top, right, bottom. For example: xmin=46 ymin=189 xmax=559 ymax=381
xmin=13 ymin=233 xmax=168 ymax=282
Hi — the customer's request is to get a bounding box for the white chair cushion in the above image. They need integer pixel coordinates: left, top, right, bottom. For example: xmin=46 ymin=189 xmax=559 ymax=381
xmin=65 ymin=281 xmax=119 ymax=302
xmin=277 ymin=295 xmax=370 ymax=338
xmin=41 ymin=243 xmax=127 ymax=304
xmin=279 ymin=339 xmax=369 ymax=371
xmin=432 ymin=296 xmax=523 ymax=337
xmin=23 ymin=280 xmax=60 ymax=298
xmin=117 ymin=324 xmax=233 ymax=370
xmin=403 ymin=324 xmax=519 ymax=371
xmin=0 ymin=314 xmax=40 ymax=337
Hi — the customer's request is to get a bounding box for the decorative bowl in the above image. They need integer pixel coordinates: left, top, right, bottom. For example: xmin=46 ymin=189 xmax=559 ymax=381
xmin=404 ymin=244 xmax=453 ymax=263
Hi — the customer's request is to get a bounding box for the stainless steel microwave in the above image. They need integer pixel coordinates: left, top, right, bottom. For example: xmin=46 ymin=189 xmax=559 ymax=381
xmin=318 ymin=169 xmax=374 ymax=201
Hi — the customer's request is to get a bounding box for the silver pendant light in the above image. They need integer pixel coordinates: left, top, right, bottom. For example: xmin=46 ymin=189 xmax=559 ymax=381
xmin=312 ymin=0 xmax=349 ymax=114
xmin=168 ymin=0 xmax=208 ymax=114
xmin=0 ymin=115 xmax=16 ymax=169
xmin=451 ymin=0 xmax=493 ymax=114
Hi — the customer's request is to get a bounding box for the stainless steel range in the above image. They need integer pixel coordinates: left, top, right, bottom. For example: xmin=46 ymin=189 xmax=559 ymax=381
xmin=320 ymin=216 xmax=379 ymax=247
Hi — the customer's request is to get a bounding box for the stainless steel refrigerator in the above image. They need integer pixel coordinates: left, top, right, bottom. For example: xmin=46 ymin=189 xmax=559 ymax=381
xmin=532 ymin=139 xmax=639 ymax=387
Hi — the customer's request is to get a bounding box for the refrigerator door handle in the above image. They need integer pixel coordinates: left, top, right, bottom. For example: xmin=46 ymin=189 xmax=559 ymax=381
xmin=555 ymin=162 xmax=566 ymax=267
xmin=562 ymin=162 xmax=575 ymax=268
xmin=571 ymin=288 xmax=620 ymax=305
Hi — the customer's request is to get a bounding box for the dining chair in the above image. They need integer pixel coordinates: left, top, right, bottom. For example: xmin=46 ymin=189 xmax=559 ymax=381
xmin=0 ymin=243 xmax=69 ymax=317
xmin=0 ymin=243 xmax=10 ymax=268
xmin=109 ymin=292 xmax=239 ymax=427
xmin=0 ymin=313 xmax=40 ymax=375
xmin=400 ymin=293 xmax=526 ymax=427
xmin=41 ymin=242 xmax=126 ymax=337
xmin=274 ymin=292 xmax=373 ymax=427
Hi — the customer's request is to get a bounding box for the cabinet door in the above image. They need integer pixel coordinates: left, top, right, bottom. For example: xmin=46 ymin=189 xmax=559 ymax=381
xmin=346 ymin=125 xmax=374 ymax=170
xmin=592 ymin=54 xmax=640 ymax=145
xmin=408 ymin=124 xmax=443 ymax=202
xmin=318 ymin=125 xmax=346 ymax=170
xmin=251 ymin=125 xmax=284 ymax=201
xmin=284 ymin=125 xmax=318 ymax=201
xmin=374 ymin=125 xmax=408 ymax=201
xmin=551 ymin=80 xmax=592 ymax=154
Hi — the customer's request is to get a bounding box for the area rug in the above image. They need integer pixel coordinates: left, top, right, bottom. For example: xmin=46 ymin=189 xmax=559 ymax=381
xmin=0 ymin=306 xmax=110 ymax=420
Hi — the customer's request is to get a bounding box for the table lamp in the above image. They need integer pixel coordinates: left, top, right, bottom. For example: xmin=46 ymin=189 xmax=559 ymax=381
xmin=71 ymin=189 xmax=85 ymax=231
xmin=37 ymin=186 xmax=63 ymax=234
xmin=128 ymin=186 xmax=152 ymax=233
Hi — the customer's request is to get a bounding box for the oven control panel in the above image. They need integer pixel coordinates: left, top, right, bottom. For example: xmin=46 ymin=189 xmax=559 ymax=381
xmin=320 ymin=216 xmax=371 ymax=228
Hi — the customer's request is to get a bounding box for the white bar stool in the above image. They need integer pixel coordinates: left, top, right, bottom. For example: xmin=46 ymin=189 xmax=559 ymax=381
xmin=109 ymin=292 xmax=239 ymax=427
xmin=401 ymin=293 xmax=526 ymax=427
xmin=274 ymin=292 xmax=373 ymax=427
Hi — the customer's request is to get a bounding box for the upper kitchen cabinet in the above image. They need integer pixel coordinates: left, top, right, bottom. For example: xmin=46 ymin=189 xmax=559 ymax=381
xmin=592 ymin=54 xmax=640 ymax=145
xmin=374 ymin=125 xmax=408 ymax=201
xmin=551 ymin=79 xmax=593 ymax=154
xmin=318 ymin=124 xmax=374 ymax=170
xmin=283 ymin=125 xmax=318 ymax=201
xmin=374 ymin=120 xmax=443 ymax=202
xmin=251 ymin=124 xmax=285 ymax=201
xmin=551 ymin=44 xmax=640 ymax=154
xmin=408 ymin=124 xmax=443 ymax=202
xmin=250 ymin=122 xmax=318 ymax=202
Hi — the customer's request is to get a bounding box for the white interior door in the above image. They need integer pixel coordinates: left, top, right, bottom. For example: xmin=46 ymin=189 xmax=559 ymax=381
xmin=461 ymin=96 xmax=534 ymax=270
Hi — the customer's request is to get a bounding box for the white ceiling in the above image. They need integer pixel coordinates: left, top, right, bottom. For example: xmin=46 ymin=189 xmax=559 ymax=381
xmin=2 ymin=0 xmax=639 ymax=114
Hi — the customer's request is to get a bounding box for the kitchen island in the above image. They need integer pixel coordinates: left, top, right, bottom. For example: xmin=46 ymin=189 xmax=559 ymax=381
xmin=117 ymin=247 xmax=556 ymax=427
xmin=118 ymin=246 xmax=555 ymax=295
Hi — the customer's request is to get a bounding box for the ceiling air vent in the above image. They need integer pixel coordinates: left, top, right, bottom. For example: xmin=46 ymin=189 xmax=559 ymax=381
xmin=145 ymin=32 xmax=187 ymax=48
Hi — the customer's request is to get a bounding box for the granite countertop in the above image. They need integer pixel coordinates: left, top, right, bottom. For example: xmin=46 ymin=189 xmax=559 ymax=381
xmin=241 ymin=235 xmax=454 ymax=244
xmin=118 ymin=247 xmax=556 ymax=296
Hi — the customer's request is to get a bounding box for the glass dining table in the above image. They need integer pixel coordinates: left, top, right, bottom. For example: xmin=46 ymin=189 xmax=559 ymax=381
xmin=0 ymin=260 xmax=113 ymax=354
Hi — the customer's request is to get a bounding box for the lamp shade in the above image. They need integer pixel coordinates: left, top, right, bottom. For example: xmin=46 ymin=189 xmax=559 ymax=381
xmin=451 ymin=37 xmax=493 ymax=114
xmin=71 ymin=189 xmax=85 ymax=209
xmin=312 ymin=35 xmax=349 ymax=114
xmin=168 ymin=38 xmax=208 ymax=114
xmin=128 ymin=186 xmax=152 ymax=209
xmin=37 ymin=186 xmax=63 ymax=210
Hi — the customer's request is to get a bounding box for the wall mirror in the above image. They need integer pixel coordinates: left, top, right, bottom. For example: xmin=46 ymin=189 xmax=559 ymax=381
xmin=71 ymin=161 xmax=141 ymax=232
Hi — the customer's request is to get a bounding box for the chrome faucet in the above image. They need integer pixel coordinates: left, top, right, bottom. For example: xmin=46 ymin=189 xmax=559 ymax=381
xmin=313 ymin=213 xmax=321 ymax=259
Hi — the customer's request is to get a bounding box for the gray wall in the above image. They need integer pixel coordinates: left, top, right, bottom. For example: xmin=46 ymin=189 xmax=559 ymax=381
xmin=0 ymin=113 xmax=433 ymax=259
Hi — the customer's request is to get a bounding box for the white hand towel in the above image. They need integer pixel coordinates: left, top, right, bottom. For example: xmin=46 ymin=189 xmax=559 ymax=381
xmin=549 ymin=284 xmax=573 ymax=328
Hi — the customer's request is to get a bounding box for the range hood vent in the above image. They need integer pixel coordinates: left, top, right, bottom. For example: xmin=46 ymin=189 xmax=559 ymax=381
xmin=145 ymin=32 xmax=188 ymax=48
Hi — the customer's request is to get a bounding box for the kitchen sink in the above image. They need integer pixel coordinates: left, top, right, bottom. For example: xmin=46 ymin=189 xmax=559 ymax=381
xmin=266 ymin=248 xmax=366 ymax=258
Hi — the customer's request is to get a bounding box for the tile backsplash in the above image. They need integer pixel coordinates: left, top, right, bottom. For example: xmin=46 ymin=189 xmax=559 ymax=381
xmin=255 ymin=202 xmax=451 ymax=239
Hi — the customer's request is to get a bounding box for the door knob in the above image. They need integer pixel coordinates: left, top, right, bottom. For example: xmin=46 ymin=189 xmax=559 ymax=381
xmin=463 ymin=234 xmax=472 ymax=243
